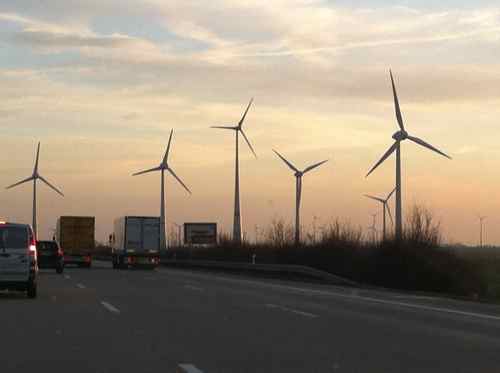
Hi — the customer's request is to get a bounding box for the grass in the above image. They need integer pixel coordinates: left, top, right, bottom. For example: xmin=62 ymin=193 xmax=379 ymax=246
xmin=167 ymin=205 xmax=491 ymax=300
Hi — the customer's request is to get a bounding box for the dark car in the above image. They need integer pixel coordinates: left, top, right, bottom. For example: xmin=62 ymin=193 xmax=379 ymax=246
xmin=37 ymin=240 xmax=64 ymax=274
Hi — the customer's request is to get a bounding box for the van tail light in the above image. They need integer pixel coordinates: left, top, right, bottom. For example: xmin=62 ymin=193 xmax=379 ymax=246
xmin=57 ymin=248 xmax=64 ymax=257
xmin=29 ymin=240 xmax=37 ymax=260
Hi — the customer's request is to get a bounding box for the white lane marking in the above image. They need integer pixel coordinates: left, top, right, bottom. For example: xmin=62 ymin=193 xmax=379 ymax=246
xmin=390 ymin=294 xmax=438 ymax=301
xmin=206 ymin=275 xmax=500 ymax=322
xmin=266 ymin=303 xmax=318 ymax=318
xmin=184 ymin=284 xmax=204 ymax=292
xmin=101 ymin=301 xmax=120 ymax=314
xmin=177 ymin=364 xmax=205 ymax=373
xmin=76 ymin=283 xmax=86 ymax=289
xmin=64 ymin=274 xmax=70 ymax=280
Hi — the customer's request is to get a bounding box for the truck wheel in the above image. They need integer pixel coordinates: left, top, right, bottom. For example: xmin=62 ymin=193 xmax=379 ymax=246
xmin=27 ymin=280 xmax=37 ymax=299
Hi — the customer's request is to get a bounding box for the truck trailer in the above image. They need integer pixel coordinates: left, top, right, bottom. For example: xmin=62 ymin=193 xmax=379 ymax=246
xmin=56 ymin=216 xmax=95 ymax=268
xmin=111 ymin=216 xmax=161 ymax=269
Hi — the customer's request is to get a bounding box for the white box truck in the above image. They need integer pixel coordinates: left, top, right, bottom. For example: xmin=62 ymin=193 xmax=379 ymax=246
xmin=111 ymin=216 xmax=160 ymax=269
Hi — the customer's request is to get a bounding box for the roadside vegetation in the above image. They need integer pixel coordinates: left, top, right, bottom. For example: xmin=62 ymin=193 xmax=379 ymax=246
xmin=168 ymin=205 xmax=492 ymax=301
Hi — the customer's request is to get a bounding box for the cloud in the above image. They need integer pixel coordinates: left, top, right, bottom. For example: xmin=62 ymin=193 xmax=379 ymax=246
xmin=12 ymin=29 xmax=138 ymax=48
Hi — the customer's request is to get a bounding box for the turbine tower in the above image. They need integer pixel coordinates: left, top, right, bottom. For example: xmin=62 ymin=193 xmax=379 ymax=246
xmin=478 ymin=215 xmax=487 ymax=248
xmin=364 ymin=187 xmax=396 ymax=241
xmin=273 ymin=149 xmax=328 ymax=245
xmin=6 ymin=142 xmax=64 ymax=239
xmin=212 ymin=99 xmax=257 ymax=244
xmin=366 ymin=70 xmax=451 ymax=242
xmin=133 ymin=129 xmax=191 ymax=251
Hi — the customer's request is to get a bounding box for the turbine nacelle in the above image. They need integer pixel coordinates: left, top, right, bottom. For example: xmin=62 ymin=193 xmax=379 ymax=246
xmin=392 ymin=130 xmax=408 ymax=141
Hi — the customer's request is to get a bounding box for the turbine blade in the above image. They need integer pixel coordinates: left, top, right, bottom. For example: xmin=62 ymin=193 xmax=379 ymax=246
xmin=39 ymin=176 xmax=64 ymax=196
xmin=238 ymin=98 xmax=253 ymax=127
xmin=167 ymin=167 xmax=191 ymax=194
xmin=273 ymin=149 xmax=298 ymax=172
xmin=386 ymin=187 xmax=397 ymax=201
xmin=366 ymin=142 xmax=398 ymax=178
xmin=303 ymin=159 xmax=328 ymax=174
xmin=364 ymin=194 xmax=385 ymax=203
xmin=407 ymin=136 xmax=452 ymax=159
xmin=6 ymin=176 xmax=35 ymax=190
xmin=240 ymin=129 xmax=257 ymax=158
xmin=162 ymin=129 xmax=174 ymax=165
xmin=211 ymin=126 xmax=237 ymax=130
xmin=132 ymin=166 xmax=161 ymax=176
xmin=390 ymin=70 xmax=405 ymax=131
xmin=34 ymin=142 xmax=41 ymax=174
xmin=386 ymin=203 xmax=394 ymax=226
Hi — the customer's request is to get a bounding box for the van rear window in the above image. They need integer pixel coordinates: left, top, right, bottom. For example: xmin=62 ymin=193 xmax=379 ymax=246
xmin=0 ymin=226 xmax=28 ymax=249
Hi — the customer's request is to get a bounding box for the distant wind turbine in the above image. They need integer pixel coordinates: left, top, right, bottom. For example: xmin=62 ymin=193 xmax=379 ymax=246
xmin=6 ymin=142 xmax=64 ymax=239
xmin=366 ymin=70 xmax=451 ymax=242
xmin=133 ymin=129 xmax=191 ymax=251
xmin=364 ymin=187 xmax=396 ymax=241
xmin=478 ymin=215 xmax=487 ymax=248
xmin=212 ymin=99 xmax=257 ymax=244
xmin=273 ymin=149 xmax=328 ymax=245
xmin=368 ymin=213 xmax=379 ymax=243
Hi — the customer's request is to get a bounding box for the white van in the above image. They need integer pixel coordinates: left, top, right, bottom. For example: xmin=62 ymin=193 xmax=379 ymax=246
xmin=0 ymin=222 xmax=38 ymax=298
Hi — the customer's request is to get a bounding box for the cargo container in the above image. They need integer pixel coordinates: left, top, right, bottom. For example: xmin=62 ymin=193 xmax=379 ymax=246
xmin=56 ymin=216 xmax=95 ymax=268
xmin=111 ymin=216 xmax=160 ymax=269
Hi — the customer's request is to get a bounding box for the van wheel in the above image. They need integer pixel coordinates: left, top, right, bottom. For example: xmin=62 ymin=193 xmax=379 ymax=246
xmin=27 ymin=281 xmax=37 ymax=299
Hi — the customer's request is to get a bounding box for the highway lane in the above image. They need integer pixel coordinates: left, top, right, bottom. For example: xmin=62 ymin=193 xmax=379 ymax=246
xmin=2 ymin=262 xmax=500 ymax=373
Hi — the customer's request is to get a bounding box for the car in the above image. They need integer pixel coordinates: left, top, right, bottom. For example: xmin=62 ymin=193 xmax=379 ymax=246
xmin=0 ymin=222 xmax=38 ymax=298
xmin=37 ymin=240 xmax=64 ymax=274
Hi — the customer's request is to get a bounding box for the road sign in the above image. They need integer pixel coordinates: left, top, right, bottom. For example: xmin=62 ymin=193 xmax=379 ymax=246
xmin=184 ymin=223 xmax=217 ymax=245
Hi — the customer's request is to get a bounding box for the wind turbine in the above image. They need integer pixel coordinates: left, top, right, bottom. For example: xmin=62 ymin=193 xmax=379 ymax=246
xmin=273 ymin=149 xmax=328 ymax=245
xmin=6 ymin=142 xmax=64 ymax=239
xmin=211 ymin=99 xmax=257 ymax=244
xmin=478 ymin=215 xmax=487 ymax=248
xmin=364 ymin=187 xmax=396 ymax=241
xmin=133 ymin=129 xmax=191 ymax=251
xmin=368 ymin=213 xmax=379 ymax=243
xmin=366 ymin=70 xmax=451 ymax=242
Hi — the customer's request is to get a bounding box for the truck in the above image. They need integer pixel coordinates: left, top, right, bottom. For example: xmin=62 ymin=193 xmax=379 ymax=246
xmin=111 ymin=216 xmax=161 ymax=269
xmin=56 ymin=216 xmax=95 ymax=268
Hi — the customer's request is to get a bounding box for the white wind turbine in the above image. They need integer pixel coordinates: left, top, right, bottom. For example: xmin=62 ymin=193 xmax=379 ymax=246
xmin=133 ymin=129 xmax=191 ymax=251
xmin=366 ymin=70 xmax=451 ymax=241
xmin=6 ymin=142 xmax=64 ymax=239
xmin=364 ymin=187 xmax=396 ymax=241
xmin=212 ymin=99 xmax=257 ymax=244
xmin=273 ymin=150 xmax=328 ymax=245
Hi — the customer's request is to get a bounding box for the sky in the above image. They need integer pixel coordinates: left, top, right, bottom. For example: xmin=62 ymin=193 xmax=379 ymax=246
xmin=0 ymin=0 xmax=499 ymax=245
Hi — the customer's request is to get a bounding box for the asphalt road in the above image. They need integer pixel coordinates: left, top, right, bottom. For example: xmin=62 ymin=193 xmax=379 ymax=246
xmin=2 ymin=261 xmax=500 ymax=373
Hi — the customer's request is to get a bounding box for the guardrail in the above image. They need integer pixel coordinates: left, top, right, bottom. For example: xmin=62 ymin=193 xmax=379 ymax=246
xmin=160 ymin=259 xmax=358 ymax=287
